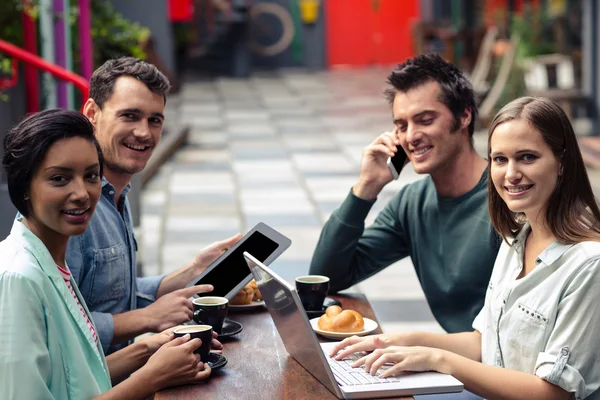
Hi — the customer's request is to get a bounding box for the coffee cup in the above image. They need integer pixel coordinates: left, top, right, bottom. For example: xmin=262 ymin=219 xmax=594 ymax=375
xmin=192 ymin=296 xmax=229 ymax=334
xmin=173 ymin=325 xmax=213 ymax=362
xmin=295 ymin=275 xmax=330 ymax=312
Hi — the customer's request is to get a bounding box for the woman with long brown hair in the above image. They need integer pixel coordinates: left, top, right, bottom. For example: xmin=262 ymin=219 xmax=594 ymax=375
xmin=327 ymin=97 xmax=600 ymax=400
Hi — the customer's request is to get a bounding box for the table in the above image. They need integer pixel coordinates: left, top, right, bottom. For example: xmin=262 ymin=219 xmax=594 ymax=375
xmin=155 ymin=293 xmax=413 ymax=400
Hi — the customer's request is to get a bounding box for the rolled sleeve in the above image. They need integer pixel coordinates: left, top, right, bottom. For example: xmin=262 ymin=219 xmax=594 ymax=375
xmin=90 ymin=311 xmax=115 ymax=354
xmin=536 ymin=348 xmax=587 ymax=399
xmin=534 ymin=258 xmax=600 ymax=399
xmin=472 ymin=302 xmax=486 ymax=333
xmin=136 ymin=274 xmax=166 ymax=308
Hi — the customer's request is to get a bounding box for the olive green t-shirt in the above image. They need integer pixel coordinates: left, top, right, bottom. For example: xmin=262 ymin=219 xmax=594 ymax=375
xmin=309 ymin=170 xmax=501 ymax=333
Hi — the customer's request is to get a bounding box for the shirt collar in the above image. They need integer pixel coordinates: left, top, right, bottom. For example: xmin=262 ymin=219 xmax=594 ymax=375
xmin=10 ymin=218 xmax=62 ymax=281
xmin=512 ymin=223 xmax=573 ymax=266
xmin=101 ymin=177 xmax=131 ymax=200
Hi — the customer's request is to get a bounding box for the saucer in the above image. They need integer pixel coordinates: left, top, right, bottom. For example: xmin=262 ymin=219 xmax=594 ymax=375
xmin=305 ymin=307 xmax=327 ymax=319
xmin=229 ymin=300 xmax=266 ymax=311
xmin=206 ymin=352 xmax=227 ymax=370
xmin=309 ymin=317 xmax=379 ymax=340
xmin=304 ymin=297 xmax=343 ymax=318
xmin=218 ymin=318 xmax=243 ymax=338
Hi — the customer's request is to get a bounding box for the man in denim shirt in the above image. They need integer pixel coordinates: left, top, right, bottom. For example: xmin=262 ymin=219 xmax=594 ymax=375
xmin=67 ymin=58 xmax=240 ymax=354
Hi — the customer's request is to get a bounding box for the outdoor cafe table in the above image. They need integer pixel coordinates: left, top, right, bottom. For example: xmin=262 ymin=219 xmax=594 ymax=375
xmin=155 ymin=293 xmax=413 ymax=400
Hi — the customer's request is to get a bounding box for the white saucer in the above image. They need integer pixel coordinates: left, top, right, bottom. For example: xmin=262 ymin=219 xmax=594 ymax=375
xmin=309 ymin=317 xmax=379 ymax=340
xmin=229 ymin=300 xmax=266 ymax=311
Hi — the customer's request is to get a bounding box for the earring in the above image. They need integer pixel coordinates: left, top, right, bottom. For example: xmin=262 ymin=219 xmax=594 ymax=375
xmin=24 ymin=194 xmax=29 ymax=200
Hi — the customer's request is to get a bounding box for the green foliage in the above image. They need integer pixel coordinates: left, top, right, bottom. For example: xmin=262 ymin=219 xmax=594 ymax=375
xmin=491 ymin=4 xmax=558 ymax=114
xmin=0 ymin=0 xmax=34 ymax=76
xmin=0 ymin=58 xmax=12 ymax=73
xmin=0 ymin=0 xmax=28 ymax=44
xmin=1 ymin=0 xmax=149 ymax=72
xmin=1 ymin=0 xmax=150 ymax=99
xmin=87 ymin=0 xmax=150 ymax=67
xmin=510 ymin=4 xmax=557 ymax=60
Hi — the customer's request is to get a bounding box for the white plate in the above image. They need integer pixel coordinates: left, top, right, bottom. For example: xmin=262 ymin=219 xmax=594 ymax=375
xmin=309 ymin=317 xmax=379 ymax=339
xmin=229 ymin=300 xmax=266 ymax=311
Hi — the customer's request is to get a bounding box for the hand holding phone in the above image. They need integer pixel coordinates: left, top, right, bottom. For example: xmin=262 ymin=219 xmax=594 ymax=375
xmin=387 ymin=148 xmax=408 ymax=180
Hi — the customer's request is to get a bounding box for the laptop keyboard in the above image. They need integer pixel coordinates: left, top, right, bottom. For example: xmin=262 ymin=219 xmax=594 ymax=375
xmin=326 ymin=352 xmax=402 ymax=387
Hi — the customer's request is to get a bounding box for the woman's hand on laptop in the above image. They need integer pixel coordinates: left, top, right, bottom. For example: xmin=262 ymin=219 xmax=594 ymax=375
xmin=330 ymin=333 xmax=400 ymax=360
xmin=352 ymin=346 xmax=444 ymax=378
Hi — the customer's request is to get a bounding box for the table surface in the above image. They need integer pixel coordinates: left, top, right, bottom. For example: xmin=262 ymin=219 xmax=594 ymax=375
xmin=154 ymin=293 xmax=413 ymax=400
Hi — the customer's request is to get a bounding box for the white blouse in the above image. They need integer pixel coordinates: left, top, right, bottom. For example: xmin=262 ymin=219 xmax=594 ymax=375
xmin=472 ymin=225 xmax=600 ymax=399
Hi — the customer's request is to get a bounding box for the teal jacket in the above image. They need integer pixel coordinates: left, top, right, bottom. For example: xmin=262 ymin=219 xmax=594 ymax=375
xmin=0 ymin=219 xmax=112 ymax=399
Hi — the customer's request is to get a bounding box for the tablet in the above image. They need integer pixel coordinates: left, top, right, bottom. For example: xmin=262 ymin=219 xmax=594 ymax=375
xmin=188 ymin=223 xmax=292 ymax=299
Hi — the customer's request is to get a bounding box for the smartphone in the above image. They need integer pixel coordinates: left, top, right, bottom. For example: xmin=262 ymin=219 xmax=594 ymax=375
xmin=387 ymin=148 xmax=408 ymax=180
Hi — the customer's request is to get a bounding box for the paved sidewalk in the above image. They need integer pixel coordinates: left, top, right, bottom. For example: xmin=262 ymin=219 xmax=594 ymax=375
xmin=140 ymin=68 xmax=600 ymax=335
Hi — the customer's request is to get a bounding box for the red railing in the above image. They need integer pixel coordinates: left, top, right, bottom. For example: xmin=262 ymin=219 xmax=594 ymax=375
xmin=0 ymin=39 xmax=89 ymax=105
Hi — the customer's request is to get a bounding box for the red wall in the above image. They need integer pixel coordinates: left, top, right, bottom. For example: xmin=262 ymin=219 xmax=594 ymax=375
xmin=325 ymin=0 xmax=420 ymax=67
xmin=168 ymin=0 xmax=193 ymax=22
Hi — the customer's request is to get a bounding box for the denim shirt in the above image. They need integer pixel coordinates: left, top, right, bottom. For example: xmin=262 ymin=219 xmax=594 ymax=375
xmin=473 ymin=225 xmax=600 ymax=400
xmin=67 ymin=178 xmax=165 ymax=354
xmin=1 ymin=219 xmax=111 ymax=399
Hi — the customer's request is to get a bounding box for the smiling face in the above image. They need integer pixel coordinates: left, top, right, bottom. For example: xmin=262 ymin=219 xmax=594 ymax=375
xmin=87 ymin=76 xmax=165 ymax=181
xmin=25 ymin=137 xmax=102 ymax=245
xmin=392 ymin=81 xmax=471 ymax=176
xmin=490 ymin=119 xmax=561 ymax=221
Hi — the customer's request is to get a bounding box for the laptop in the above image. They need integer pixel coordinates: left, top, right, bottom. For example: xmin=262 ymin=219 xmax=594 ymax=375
xmin=244 ymin=251 xmax=464 ymax=399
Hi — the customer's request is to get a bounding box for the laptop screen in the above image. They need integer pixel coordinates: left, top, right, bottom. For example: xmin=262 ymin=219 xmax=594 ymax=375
xmin=245 ymin=252 xmax=340 ymax=397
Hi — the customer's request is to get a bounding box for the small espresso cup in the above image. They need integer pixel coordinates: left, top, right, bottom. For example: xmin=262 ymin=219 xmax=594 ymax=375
xmin=192 ymin=296 xmax=229 ymax=334
xmin=173 ymin=324 xmax=213 ymax=362
xmin=295 ymin=275 xmax=330 ymax=312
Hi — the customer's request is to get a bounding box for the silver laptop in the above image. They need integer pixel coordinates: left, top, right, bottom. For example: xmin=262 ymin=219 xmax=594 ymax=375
xmin=243 ymin=252 xmax=464 ymax=399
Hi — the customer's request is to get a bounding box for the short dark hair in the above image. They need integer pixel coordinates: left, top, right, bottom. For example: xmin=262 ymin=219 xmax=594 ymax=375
xmin=384 ymin=53 xmax=478 ymax=139
xmin=89 ymin=57 xmax=171 ymax=108
xmin=487 ymin=96 xmax=600 ymax=243
xmin=2 ymin=109 xmax=103 ymax=217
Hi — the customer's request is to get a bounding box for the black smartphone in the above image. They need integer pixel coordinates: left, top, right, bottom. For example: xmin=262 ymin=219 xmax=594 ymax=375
xmin=387 ymin=148 xmax=408 ymax=180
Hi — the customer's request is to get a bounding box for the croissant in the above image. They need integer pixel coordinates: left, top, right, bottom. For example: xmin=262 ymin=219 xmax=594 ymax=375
xmin=248 ymin=279 xmax=262 ymax=301
xmin=317 ymin=305 xmax=364 ymax=332
xmin=230 ymin=285 xmax=254 ymax=305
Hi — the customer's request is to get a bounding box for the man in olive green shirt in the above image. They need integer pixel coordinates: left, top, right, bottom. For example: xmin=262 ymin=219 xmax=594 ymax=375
xmin=309 ymin=54 xmax=501 ymax=333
